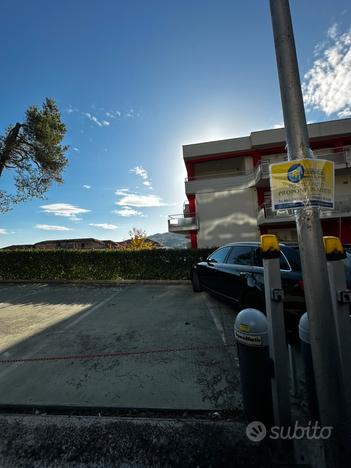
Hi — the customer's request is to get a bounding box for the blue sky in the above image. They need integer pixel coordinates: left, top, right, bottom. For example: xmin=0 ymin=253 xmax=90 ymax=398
xmin=0 ymin=0 xmax=350 ymax=246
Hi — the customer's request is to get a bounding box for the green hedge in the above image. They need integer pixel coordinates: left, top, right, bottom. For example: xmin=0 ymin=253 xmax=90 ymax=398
xmin=0 ymin=249 xmax=214 ymax=281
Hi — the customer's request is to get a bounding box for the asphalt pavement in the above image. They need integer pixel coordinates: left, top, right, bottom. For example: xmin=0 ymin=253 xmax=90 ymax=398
xmin=0 ymin=283 xmax=241 ymax=411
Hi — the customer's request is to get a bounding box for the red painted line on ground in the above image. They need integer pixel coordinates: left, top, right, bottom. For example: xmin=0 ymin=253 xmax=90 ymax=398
xmin=0 ymin=344 xmax=235 ymax=364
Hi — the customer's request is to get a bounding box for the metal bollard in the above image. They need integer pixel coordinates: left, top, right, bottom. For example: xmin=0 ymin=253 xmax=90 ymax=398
xmin=323 ymin=236 xmax=351 ymax=452
xmin=298 ymin=312 xmax=319 ymax=421
xmin=261 ymin=234 xmax=291 ymax=429
xmin=234 ymin=308 xmax=273 ymax=427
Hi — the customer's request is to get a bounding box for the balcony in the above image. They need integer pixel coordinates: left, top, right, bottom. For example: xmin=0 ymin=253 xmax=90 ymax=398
xmin=322 ymin=196 xmax=351 ymax=218
xmin=185 ymin=170 xmax=256 ymax=194
xmin=168 ymin=213 xmax=198 ymax=233
xmin=257 ymin=196 xmax=351 ymax=225
xmin=254 ymin=161 xmax=274 ymax=186
xmin=255 ymin=146 xmax=351 ymax=187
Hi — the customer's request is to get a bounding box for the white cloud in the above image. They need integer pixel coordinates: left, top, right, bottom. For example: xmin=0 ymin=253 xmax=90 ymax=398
xmin=130 ymin=166 xmax=153 ymax=189
xmin=35 ymin=224 xmax=72 ymax=231
xmin=0 ymin=228 xmax=8 ymax=235
xmin=106 ymin=110 xmax=121 ymax=118
xmin=303 ymin=24 xmax=351 ymax=116
xmin=89 ymin=223 xmax=118 ymax=230
xmin=66 ymin=105 xmax=112 ymax=127
xmin=83 ymin=112 xmax=110 ymax=127
xmin=130 ymin=166 xmax=148 ymax=180
xmin=116 ymin=193 xmax=166 ymax=207
xmin=113 ymin=207 xmax=143 ymax=217
xmin=328 ymin=23 xmax=339 ymax=41
xmin=83 ymin=185 xmax=91 ymax=189
xmin=115 ymin=188 xmax=131 ymax=196
xmin=272 ymin=123 xmax=284 ymax=129
xmin=40 ymin=203 xmax=90 ymax=218
xmin=337 ymin=107 xmax=351 ymax=118
xmin=66 ymin=105 xmax=78 ymax=114
xmin=73 ymin=147 xmax=80 ymax=152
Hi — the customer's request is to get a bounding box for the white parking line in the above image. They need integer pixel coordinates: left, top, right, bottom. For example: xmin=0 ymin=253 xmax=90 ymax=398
xmin=0 ymin=284 xmax=48 ymax=310
xmin=63 ymin=289 xmax=123 ymax=330
xmin=205 ymin=296 xmax=227 ymax=345
xmin=0 ymin=289 xmax=124 ymax=378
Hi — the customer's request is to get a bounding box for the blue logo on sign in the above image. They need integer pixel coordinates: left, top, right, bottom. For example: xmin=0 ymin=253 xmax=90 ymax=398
xmin=287 ymin=164 xmax=304 ymax=183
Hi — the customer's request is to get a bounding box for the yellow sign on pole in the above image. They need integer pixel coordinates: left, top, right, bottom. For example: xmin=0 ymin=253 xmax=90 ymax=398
xmin=269 ymin=159 xmax=334 ymax=211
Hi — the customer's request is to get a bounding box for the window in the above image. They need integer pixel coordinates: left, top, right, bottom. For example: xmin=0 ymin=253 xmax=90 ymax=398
xmin=208 ymin=246 xmax=231 ymax=263
xmin=253 ymin=248 xmax=263 ymax=267
xmin=226 ymin=246 xmax=253 ymax=265
xmin=254 ymin=248 xmax=291 ymax=270
xmin=279 ymin=253 xmax=290 ymax=270
xmin=281 ymin=248 xmax=300 ymax=271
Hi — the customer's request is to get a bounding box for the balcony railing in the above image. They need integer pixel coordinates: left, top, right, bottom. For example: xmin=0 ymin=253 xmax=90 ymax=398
xmin=185 ymin=170 xmax=256 ymax=194
xmin=258 ymin=195 xmax=351 ymax=224
xmin=323 ymin=196 xmax=351 ymax=217
xmin=168 ymin=213 xmax=198 ymax=233
xmin=255 ymin=146 xmax=351 ymax=182
xmin=185 ymin=169 xmax=250 ymax=181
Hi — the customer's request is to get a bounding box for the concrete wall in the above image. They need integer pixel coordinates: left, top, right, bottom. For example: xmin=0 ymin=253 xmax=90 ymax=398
xmin=196 ymin=187 xmax=259 ymax=248
xmin=194 ymin=157 xmax=247 ymax=177
xmin=260 ymin=153 xmax=288 ymax=165
xmin=184 ymin=119 xmax=351 ymax=161
xmin=335 ymin=174 xmax=351 ymax=196
xmin=266 ymin=227 xmax=297 ymax=242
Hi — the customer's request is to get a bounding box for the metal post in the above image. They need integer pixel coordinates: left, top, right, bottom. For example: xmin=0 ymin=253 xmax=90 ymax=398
xmin=325 ymin=239 xmax=351 ymax=448
xmin=263 ymin=256 xmax=291 ymax=429
xmin=269 ymin=0 xmax=348 ymax=464
xmin=288 ymin=344 xmax=298 ymax=398
xmin=260 ymin=235 xmax=293 ymax=461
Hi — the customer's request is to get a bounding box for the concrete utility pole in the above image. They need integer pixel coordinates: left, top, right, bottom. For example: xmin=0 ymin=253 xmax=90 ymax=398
xmin=269 ymin=0 xmax=349 ymax=465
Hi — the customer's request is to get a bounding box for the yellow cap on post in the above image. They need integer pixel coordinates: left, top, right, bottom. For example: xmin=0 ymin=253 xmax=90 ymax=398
xmin=260 ymin=234 xmax=280 ymax=258
xmin=323 ymin=236 xmax=344 ymax=257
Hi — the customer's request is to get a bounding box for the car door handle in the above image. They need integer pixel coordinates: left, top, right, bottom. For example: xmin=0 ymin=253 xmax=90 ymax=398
xmin=240 ymin=272 xmax=251 ymax=278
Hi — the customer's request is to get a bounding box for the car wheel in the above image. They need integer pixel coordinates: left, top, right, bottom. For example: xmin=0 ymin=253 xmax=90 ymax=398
xmin=191 ymin=270 xmax=203 ymax=292
xmin=240 ymin=290 xmax=265 ymax=313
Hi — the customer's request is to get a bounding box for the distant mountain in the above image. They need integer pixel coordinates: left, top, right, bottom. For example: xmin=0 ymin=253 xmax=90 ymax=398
xmin=148 ymin=232 xmax=188 ymax=249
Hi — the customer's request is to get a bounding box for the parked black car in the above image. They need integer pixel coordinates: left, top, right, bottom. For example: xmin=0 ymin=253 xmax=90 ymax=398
xmin=191 ymin=242 xmax=351 ymax=342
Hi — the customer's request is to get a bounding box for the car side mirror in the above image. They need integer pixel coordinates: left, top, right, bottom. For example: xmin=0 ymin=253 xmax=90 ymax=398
xmin=207 ymin=258 xmax=217 ymax=264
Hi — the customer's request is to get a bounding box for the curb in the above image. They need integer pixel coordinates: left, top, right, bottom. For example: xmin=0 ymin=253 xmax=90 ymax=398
xmin=0 ymin=413 xmax=269 ymax=467
xmin=0 ymin=279 xmax=191 ymax=286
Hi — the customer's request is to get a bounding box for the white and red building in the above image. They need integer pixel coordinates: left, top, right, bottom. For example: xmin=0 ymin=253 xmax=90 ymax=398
xmin=168 ymin=119 xmax=351 ymax=248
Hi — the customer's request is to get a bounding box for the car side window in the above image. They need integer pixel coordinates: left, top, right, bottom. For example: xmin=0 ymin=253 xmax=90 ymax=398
xmin=279 ymin=253 xmax=290 ymax=270
xmin=254 ymin=248 xmax=290 ymax=270
xmin=226 ymin=246 xmax=253 ymax=265
xmin=208 ymin=246 xmax=231 ymax=263
xmin=253 ymin=248 xmax=263 ymax=267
